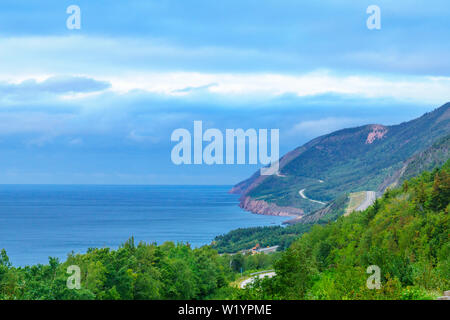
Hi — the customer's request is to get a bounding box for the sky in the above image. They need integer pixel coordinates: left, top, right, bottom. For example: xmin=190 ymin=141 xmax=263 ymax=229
xmin=0 ymin=0 xmax=449 ymax=184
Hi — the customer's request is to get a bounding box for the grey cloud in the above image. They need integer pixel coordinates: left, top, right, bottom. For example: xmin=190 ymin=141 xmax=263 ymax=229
xmin=172 ymin=83 xmax=218 ymax=94
xmin=0 ymin=76 xmax=111 ymax=96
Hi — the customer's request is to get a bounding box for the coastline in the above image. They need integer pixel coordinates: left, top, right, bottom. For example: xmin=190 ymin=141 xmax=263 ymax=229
xmin=238 ymin=195 xmax=303 ymax=220
xmin=0 ymin=185 xmax=287 ymax=266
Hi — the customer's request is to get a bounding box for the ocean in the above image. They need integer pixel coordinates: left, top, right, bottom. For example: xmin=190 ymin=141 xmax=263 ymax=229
xmin=0 ymin=185 xmax=287 ymax=266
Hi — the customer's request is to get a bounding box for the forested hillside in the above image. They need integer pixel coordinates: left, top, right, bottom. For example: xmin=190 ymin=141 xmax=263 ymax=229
xmin=212 ymin=222 xmax=313 ymax=253
xmin=233 ymin=103 xmax=450 ymax=216
xmin=237 ymin=160 xmax=450 ymax=300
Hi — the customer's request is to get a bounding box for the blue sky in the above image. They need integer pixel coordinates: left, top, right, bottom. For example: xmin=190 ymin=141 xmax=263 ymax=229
xmin=0 ymin=0 xmax=449 ymax=184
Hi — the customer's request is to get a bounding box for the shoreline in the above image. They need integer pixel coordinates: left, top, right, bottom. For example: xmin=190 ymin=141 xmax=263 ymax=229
xmin=238 ymin=196 xmax=303 ymax=222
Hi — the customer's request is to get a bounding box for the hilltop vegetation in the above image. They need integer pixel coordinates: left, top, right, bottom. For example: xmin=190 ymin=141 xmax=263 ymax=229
xmin=0 ymin=238 xmax=279 ymax=300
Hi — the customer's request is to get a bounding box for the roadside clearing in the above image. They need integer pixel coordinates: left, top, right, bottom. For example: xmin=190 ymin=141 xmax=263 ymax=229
xmin=345 ymin=191 xmax=376 ymax=216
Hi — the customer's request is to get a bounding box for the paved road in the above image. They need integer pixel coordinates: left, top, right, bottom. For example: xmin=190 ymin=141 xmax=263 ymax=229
xmin=356 ymin=191 xmax=376 ymax=211
xmin=239 ymin=272 xmax=276 ymax=289
xmin=299 ymin=189 xmax=326 ymax=205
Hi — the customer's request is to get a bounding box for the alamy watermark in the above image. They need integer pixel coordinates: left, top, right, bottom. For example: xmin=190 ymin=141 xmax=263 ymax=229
xmin=67 ymin=265 xmax=81 ymax=290
xmin=66 ymin=5 xmax=81 ymax=30
xmin=367 ymin=5 xmax=381 ymax=30
xmin=366 ymin=265 xmax=381 ymax=289
xmin=65 ymin=5 xmax=378 ymax=31
xmin=171 ymin=121 xmax=279 ymax=175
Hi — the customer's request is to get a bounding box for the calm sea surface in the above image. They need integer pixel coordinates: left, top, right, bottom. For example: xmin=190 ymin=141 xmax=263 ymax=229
xmin=0 ymin=185 xmax=287 ymax=266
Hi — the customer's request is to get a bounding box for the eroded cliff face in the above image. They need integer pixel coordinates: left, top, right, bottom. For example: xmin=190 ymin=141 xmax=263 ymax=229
xmin=365 ymin=125 xmax=388 ymax=144
xmin=239 ymin=196 xmax=303 ymax=217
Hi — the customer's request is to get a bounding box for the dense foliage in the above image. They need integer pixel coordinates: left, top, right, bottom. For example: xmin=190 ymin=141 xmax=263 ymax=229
xmin=0 ymin=239 xmax=277 ymax=300
xmin=212 ymin=222 xmax=313 ymax=253
xmin=400 ymin=134 xmax=450 ymax=183
xmin=238 ymin=160 xmax=450 ymax=300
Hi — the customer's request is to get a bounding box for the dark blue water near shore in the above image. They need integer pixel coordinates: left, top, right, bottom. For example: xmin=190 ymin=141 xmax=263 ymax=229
xmin=0 ymin=185 xmax=286 ymax=266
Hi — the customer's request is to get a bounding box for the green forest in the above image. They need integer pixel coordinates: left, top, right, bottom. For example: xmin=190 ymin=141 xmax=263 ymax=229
xmin=1 ymin=160 xmax=449 ymax=300
xmin=211 ymin=222 xmax=313 ymax=253
xmin=239 ymin=160 xmax=449 ymax=299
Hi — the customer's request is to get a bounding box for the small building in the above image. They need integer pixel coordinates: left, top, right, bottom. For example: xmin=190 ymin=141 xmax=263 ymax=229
xmin=251 ymin=243 xmax=260 ymax=254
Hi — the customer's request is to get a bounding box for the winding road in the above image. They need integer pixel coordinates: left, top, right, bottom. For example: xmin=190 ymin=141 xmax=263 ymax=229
xmin=299 ymin=189 xmax=326 ymax=205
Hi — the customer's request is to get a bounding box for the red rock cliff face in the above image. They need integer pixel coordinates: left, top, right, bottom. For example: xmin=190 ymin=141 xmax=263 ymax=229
xmin=239 ymin=196 xmax=304 ymax=217
xmin=366 ymin=125 xmax=388 ymax=144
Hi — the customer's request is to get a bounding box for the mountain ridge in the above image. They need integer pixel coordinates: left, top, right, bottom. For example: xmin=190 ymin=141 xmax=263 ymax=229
xmin=232 ymin=102 xmax=450 ymax=220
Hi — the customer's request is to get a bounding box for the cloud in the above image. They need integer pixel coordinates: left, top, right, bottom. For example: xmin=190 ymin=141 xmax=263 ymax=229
xmin=102 ymin=71 xmax=450 ymax=105
xmin=171 ymin=83 xmax=218 ymax=94
xmin=0 ymin=1 xmax=448 ymax=184
xmin=0 ymin=76 xmax=111 ymax=97
xmin=1 ymin=72 xmax=449 ymax=106
xmin=1 ymin=31 xmax=450 ymax=79
xmin=0 ymin=84 xmax=437 ymax=184
xmin=36 ymin=76 xmax=111 ymax=93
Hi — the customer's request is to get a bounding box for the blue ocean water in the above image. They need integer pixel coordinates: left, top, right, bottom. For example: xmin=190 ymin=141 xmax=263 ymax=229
xmin=0 ymin=185 xmax=287 ymax=266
